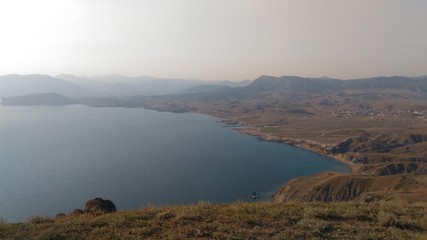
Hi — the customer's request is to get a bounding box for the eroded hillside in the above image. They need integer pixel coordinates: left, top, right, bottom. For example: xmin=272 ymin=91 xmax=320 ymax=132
xmin=273 ymin=173 xmax=427 ymax=203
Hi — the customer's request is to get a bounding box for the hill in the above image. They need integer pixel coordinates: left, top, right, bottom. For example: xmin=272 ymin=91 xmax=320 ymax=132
xmin=1 ymin=201 xmax=426 ymax=239
xmin=56 ymin=74 xmax=250 ymax=96
xmin=98 ymin=75 xmax=427 ymax=175
xmin=0 ymin=74 xmax=250 ymax=99
xmin=80 ymin=75 xmax=427 ymax=204
xmin=1 ymin=93 xmax=77 ymax=105
xmin=0 ymin=74 xmax=92 ymax=97
xmin=177 ymin=84 xmax=232 ymax=94
xmin=273 ymin=173 xmax=427 ymax=203
xmin=241 ymin=75 xmax=427 ymax=95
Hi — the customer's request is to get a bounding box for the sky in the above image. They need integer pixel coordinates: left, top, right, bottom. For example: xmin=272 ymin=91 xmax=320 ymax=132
xmin=0 ymin=0 xmax=426 ymax=81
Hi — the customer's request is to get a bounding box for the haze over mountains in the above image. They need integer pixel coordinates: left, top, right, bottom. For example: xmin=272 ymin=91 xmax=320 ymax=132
xmin=1 ymin=74 xmax=426 ymax=102
xmin=0 ymin=74 xmax=251 ymax=98
xmin=1 ymin=93 xmax=77 ymax=106
xmin=120 ymin=75 xmax=427 ymax=108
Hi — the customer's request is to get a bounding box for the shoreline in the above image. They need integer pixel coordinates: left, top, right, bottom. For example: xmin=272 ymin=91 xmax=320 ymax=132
xmin=206 ymin=112 xmax=356 ymax=173
xmin=135 ymin=107 xmax=357 ymax=173
xmin=235 ymin=126 xmax=355 ymax=173
xmin=86 ymin=104 xmax=358 ymax=174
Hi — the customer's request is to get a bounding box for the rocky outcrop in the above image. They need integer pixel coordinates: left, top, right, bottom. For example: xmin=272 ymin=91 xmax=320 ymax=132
xmin=84 ymin=197 xmax=117 ymax=213
xmin=273 ymin=172 xmax=427 ymax=203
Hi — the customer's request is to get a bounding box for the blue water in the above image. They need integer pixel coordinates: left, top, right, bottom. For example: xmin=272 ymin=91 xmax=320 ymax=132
xmin=0 ymin=105 xmax=349 ymax=222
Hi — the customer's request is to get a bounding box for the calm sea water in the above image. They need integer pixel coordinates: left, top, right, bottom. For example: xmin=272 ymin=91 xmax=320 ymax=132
xmin=0 ymin=105 xmax=349 ymax=222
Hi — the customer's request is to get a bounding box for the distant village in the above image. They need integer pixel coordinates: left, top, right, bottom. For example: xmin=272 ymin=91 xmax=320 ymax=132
xmin=332 ymin=104 xmax=427 ymax=120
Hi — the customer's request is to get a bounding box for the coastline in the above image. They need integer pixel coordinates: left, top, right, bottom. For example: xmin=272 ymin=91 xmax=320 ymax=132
xmin=205 ymin=112 xmax=355 ymax=173
xmin=86 ymin=104 xmax=357 ymax=174
xmin=235 ymin=126 xmax=355 ymax=173
xmin=128 ymin=106 xmax=357 ymax=173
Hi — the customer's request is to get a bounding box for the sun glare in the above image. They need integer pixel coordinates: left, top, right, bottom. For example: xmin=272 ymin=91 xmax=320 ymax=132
xmin=0 ymin=0 xmax=83 ymax=73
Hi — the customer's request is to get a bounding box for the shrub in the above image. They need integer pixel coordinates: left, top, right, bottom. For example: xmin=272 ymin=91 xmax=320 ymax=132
xmin=420 ymin=215 xmax=427 ymax=231
xmin=28 ymin=215 xmax=54 ymax=224
xmin=377 ymin=211 xmax=397 ymax=227
xmin=158 ymin=211 xmax=175 ymax=220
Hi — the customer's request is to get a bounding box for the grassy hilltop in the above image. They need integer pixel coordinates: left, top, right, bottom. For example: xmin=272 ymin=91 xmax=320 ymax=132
xmin=1 ymin=201 xmax=427 ymax=239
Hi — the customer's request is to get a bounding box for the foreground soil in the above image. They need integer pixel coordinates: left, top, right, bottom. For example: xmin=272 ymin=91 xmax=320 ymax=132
xmin=1 ymin=201 xmax=426 ymax=240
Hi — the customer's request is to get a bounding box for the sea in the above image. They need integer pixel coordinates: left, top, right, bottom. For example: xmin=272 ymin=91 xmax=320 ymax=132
xmin=0 ymin=105 xmax=350 ymax=222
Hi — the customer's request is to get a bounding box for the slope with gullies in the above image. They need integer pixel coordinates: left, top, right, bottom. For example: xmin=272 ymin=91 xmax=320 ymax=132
xmin=273 ymin=172 xmax=427 ymax=203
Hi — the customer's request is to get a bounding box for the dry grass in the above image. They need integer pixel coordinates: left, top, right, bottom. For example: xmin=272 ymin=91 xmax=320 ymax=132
xmin=27 ymin=216 xmax=54 ymax=224
xmin=0 ymin=201 xmax=426 ymax=239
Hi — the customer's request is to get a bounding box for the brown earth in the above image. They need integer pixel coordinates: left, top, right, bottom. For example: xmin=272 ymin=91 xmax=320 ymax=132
xmin=273 ymin=172 xmax=427 ymax=204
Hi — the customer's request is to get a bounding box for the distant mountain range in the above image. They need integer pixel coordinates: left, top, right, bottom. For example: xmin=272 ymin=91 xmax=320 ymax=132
xmin=240 ymin=75 xmax=427 ymax=95
xmin=175 ymin=75 xmax=427 ymax=100
xmin=1 ymin=93 xmax=77 ymax=105
xmin=0 ymin=74 xmax=91 ymax=98
xmin=1 ymin=74 xmax=426 ymax=102
xmin=74 ymin=74 xmax=426 ymax=112
xmin=0 ymin=74 xmax=251 ymax=98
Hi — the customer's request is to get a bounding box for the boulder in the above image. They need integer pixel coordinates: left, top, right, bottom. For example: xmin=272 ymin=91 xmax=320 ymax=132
xmin=84 ymin=197 xmax=116 ymax=213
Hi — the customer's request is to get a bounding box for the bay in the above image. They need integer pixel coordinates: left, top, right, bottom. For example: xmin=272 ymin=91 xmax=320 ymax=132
xmin=0 ymin=105 xmax=349 ymax=222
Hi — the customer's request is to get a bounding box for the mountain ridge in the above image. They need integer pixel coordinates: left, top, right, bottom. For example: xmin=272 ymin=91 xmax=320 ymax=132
xmin=1 ymin=93 xmax=77 ymax=105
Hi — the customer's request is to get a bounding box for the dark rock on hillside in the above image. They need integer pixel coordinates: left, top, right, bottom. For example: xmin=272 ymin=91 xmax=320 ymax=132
xmin=84 ymin=197 xmax=116 ymax=213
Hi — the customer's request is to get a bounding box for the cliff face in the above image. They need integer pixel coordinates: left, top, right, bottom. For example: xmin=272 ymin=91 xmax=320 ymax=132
xmin=273 ymin=172 xmax=427 ymax=203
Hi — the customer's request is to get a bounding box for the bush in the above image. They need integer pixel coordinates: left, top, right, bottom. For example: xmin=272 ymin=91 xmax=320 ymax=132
xmin=377 ymin=211 xmax=397 ymax=227
xmin=420 ymin=215 xmax=427 ymax=231
xmin=27 ymin=215 xmax=54 ymax=224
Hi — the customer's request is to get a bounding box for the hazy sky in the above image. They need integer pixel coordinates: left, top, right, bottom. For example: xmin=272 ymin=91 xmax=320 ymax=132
xmin=0 ymin=0 xmax=426 ymax=81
